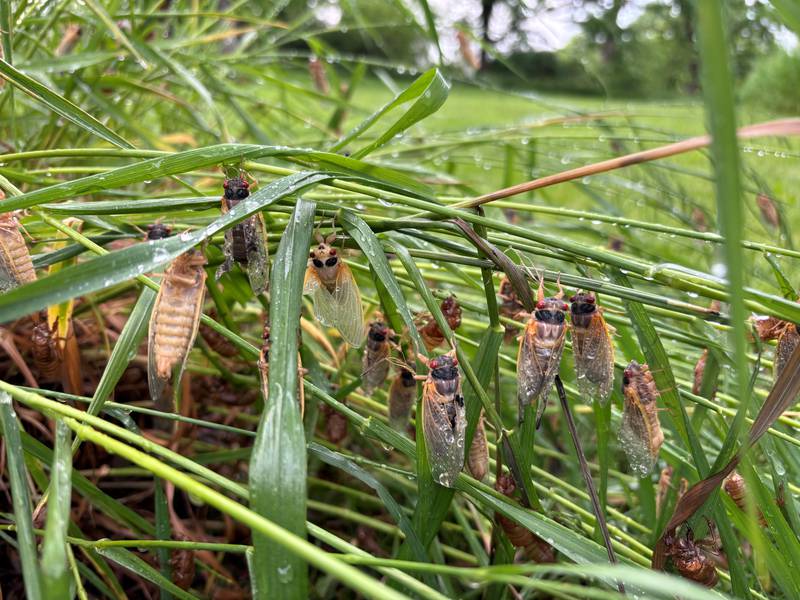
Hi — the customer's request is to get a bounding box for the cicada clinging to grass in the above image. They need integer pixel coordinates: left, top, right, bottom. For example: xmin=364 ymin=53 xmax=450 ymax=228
xmin=569 ymin=291 xmax=615 ymax=404
xmin=620 ymin=360 xmax=664 ymax=476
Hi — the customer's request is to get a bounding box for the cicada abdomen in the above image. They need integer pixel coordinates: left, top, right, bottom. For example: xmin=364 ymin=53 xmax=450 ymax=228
xmin=388 ymin=363 xmax=417 ymax=431
xmin=422 ymin=352 xmax=466 ymax=487
xmin=495 ymin=474 xmax=556 ymax=563
xmin=31 ymin=314 xmax=62 ymax=382
xmin=723 ymin=471 xmax=766 ymax=526
xmin=362 ymin=320 xmax=392 ymax=395
xmin=516 ymin=279 xmax=567 ymax=425
xmin=467 ymin=412 xmax=489 ymax=481
xmin=304 ymin=233 xmax=364 ymax=347
xmin=664 ymin=530 xmax=718 ymax=588
xmin=148 ymin=249 xmax=207 ymax=413
xmin=216 ymin=176 xmax=269 ymax=295
xmin=775 ymin=322 xmax=800 ymax=382
xmin=569 ymin=291 xmax=614 ymax=404
xmin=620 ymin=360 xmax=664 ymax=476
xmin=0 ymin=211 xmax=36 ymax=293
xmin=498 ymin=276 xmax=525 ymax=343
xmin=418 ymin=295 xmax=462 ymax=352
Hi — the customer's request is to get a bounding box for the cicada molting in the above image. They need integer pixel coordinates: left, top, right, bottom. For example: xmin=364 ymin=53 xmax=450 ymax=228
xmin=495 ymin=474 xmax=556 ymax=563
xmin=664 ymin=529 xmax=718 ymax=588
xmin=498 ymin=276 xmax=525 ymax=343
xmin=303 ymin=233 xmax=365 ymax=347
xmin=148 ymin=249 xmax=207 ymax=412
xmin=421 ymin=351 xmax=466 ymax=487
xmin=0 ymin=211 xmax=36 ymax=293
xmin=362 ymin=320 xmax=392 ymax=395
xmin=31 ymin=315 xmax=62 ymax=382
xmin=569 ymin=291 xmax=614 ymax=404
xmin=620 ymin=361 xmax=664 ymax=476
xmin=516 ymin=278 xmax=568 ymax=425
xmin=388 ymin=363 xmax=417 ymax=431
xmin=216 ymin=176 xmax=269 ymax=295
xmin=418 ymin=295 xmax=463 ymax=352
xmin=775 ymin=322 xmax=800 ymax=382
xmin=723 ymin=471 xmax=766 ymax=526
xmin=467 ymin=412 xmax=489 ymax=481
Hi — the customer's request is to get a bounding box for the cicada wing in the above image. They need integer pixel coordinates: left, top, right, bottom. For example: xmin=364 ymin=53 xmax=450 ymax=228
xmin=0 ymin=257 xmax=18 ymax=292
xmin=244 ymin=214 xmax=270 ymax=295
xmin=516 ymin=324 xmax=540 ymax=422
xmin=620 ymin=392 xmax=657 ymax=477
xmin=388 ymin=381 xmax=416 ymax=431
xmin=533 ymin=331 xmax=566 ymax=427
xmin=775 ymin=326 xmax=800 ymax=381
xmin=574 ymin=315 xmax=615 ymax=404
xmin=215 ymin=229 xmax=235 ymax=282
xmin=331 ymin=264 xmax=365 ymax=347
xmin=422 ymin=386 xmax=466 ymax=488
xmin=303 ymin=267 xmax=321 ymax=295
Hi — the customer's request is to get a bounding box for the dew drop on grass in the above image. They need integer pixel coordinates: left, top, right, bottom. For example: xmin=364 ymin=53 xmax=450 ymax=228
xmin=277 ymin=563 xmax=293 ymax=583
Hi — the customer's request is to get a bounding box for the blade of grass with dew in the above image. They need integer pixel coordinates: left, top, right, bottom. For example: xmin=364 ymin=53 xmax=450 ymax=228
xmin=769 ymin=0 xmax=800 ymax=34
xmin=40 ymin=420 xmax=72 ymax=600
xmin=0 ymin=392 xmax=43 ymax=600
xmin=96 ymin=547 xmax=197 ymax=600
xmin=249 ymin=197 xmax=314 ymax=599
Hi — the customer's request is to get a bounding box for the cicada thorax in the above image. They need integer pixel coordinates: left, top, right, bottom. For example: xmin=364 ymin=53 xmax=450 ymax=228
xmin=620 ymin=360 xmax=664 ymax=476
xmin=498 ymin=276 xmax=525 ymax=343
xmin=664 ymin=530 xmax=719 ymax=588
xmin=517 ymin=294 xmax=568 ymax=425
xmin=422 ymin=352 xmax=466 ymax=488
xmin=0 ymin=211 xmax=37 ymax=293
xmin=723 ymin=471 xmax=767 ymax=526
xmin=568 ymin=291 xmax=614 ymax=404
xmin=775 ymin=322 xmax=800 ymax=382
xmin=418 ymin=295 xmax=462 ymax=352
xmin=31 ymin=314 xmax=62 ymax=382
xmin=495 ymin=473 xmax=556 ymax=563
xmin=148 ymin=249 xmax=208 ymax=412
xmin=388 ymin=364 xmax=417 ymax=431
xmin=467 ymin=412 xmax=489 ymax=481
xmin=362 ymin=320 xmax=392 ymax=395
xmin=221 ymin=177 xmax=251 ymax=263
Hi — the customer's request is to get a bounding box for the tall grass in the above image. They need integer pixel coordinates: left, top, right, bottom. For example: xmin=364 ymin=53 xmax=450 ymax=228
xmin=0 ymin=2 xmax=799 ymax=599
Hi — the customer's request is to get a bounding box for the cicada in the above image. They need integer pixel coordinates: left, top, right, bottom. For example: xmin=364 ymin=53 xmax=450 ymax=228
xmin=388 ymin=363 xmax=417 ymax=431
xmin=31 ymin=314 xmax=62 ymax=382
xmin=216 ymin=176 xmax=269 ymax=295
xmin=467 ymin=412 xmax=489 ymax=481
xmin=0 ymin=211 xmax=36 ymax=293
xmin=498 ymin=276 xmax=525 ymax=343
xmin=517 ymin=278 xmax=568 ymax=425
xmin=420 ymin=351 xmax=466 ymax=488
xmin=775 ymin=322 xmax=800 ymax=382
xmin=620 ymin=360 xmax=664 ymax=476
xmin=664 ymin=529 xmax=718 ymax=588
xmin=148 ymin=249 xmax=207 ymax=412
xmin=723 ymin=471 xmax=766 ymax=526
xmin=146 ymin=222 xmax=173 ymax=241
xmin=362 ymin=320 xmax=392 ymax=395
xmin=417 ymin=295 xmax=462 ymax=352
xmin=495 ymin=473 xmax=556 ymax=563
xmin=258 ymin=322 xmax=305 ymax=417
xmin=303 ymin=233 xmax=364 ymax=347
xmin=569 ymin=291 xmax=614 ymax=404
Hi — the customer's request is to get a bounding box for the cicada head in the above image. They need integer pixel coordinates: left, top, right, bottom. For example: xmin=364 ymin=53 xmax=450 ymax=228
xmin=569 ymin=291 xmax=596 ymax=328
xmin=146 ymin=223 xmax=173 ymax=241
xmin=534 ymin=296 xmax=568 ymax=325
xmin=428 ymin=353 xmax=460 ymax=397
xmin=308 ymin=241 xmax=340 ymax=284
xmin=367 ymin=320 xmax=389 ymax=344
xmin=622 ymin=360 xmax=657 ymax=403
xmin=222 ymin=176 xmax=250 ymax=207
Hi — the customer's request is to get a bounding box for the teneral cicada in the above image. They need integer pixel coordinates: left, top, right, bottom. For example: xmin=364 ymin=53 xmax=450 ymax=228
xmin=498 ymin=276 xmax=525 ymax=343
xmin=362 ymin=320 xmax=392 ymax=395
xmin=0 ymin=211 xmax=37 ymax=293
xmin=569 ymin=291 xmax=614 ymax=404
xmin=467 ymin=412 xmax=489 ymax=481
xmin=148 ymin=249 xmax=207 ymax=412
xmin=420 ymin=351 xmax=466 ymax=487
xmin=216 ymin=176 xmax=269 ymax=295
xmin=517 ymin=278 xmax=568 ymax=425
xmin=620 ymin=360 xmax=664 ymax=476
xmin=417 ymin=295 xmax=462 ymax=352
xmin=664 ymin=529 xmax=718 ymax=588
xmin=388 ymin=363 xmax=417 ymax=431
xmin=303 ymin=233 xmax=364 ymax=347
xmin=495 ymin=473 xmax=556 ymax=563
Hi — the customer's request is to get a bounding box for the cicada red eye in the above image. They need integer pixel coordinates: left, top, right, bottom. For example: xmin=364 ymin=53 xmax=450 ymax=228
xmin=536 ymin=300 xmax=546 ymax=310
xmin=309 ymin=251 xmax=315 ymax=258
xmin=586 ymin=295 xmax=596 ymax=304
xmin=562 ymin=303 xmax=568 ymax=311
xmin=569 ymin=295 xmax=577 ymax=303
xmin=223 ymin=181 xmax=229 ymax=188
xmin=452 ymin=356 xmax=458 ymax=366
xmin=329 ymin=248 xmax=337 ymax=256
xmin=242 ymin=181 xmax=250 ymax=188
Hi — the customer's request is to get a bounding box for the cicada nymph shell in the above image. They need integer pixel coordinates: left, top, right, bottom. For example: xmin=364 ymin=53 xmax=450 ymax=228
xmin=421 ymin=351 xmax=466 ymax=488
xmin=620 ymin=360 xmax=663 ymax=476
xmin=569 ymin=291 xmax=614 ymax=404
xmin=303 ymin=233 xmax=364 ymax=347
xmin=0 ymin=211 xmax=37 ymax=293
xmin=498 ymin=276 xmax=526 ymax=343
xmin=258 ymin=322 xmax=305 ymax=417
xmin=655 ymin=465 xmax=673 ymax=519
xmin=775 ymin=322 xmax=800 ymax=383
xmin=723 ymin=471 xmax=766 ymax=526
xmin=516 ymin=278 xmax=567 ymax=425
xmin=216 ymin=176 xmax=269 ymax=295
xmin=388 ymin=363 xmax=417 ymax=431
xmin=148 ymin=249 xmax=207 ymax=412
xmin=362 ymin=320 xmax=392 ymax=395
xmin=664 ymin=529 xmax=718 ymax=588
xmin=417 ymin=295 xmax=463 ymax=352
xmin=495 ymin=473 xmax=556 ymax=563
xmin=467 ymin=412 xmax=489 ymax=481
xmin=31 ymin=314 xmax=62 ymax=382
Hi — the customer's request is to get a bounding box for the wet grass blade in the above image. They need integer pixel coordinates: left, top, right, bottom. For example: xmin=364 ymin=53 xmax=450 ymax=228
xmin=40 ymin=420 xmax=72 ymax=600
xmin=0 ymin=392 xmax=43 ymax=600
xmin=96 ymin=547 xmax=197 ymax=600
xmin=249 ymin=198 xmax=315 ymax=599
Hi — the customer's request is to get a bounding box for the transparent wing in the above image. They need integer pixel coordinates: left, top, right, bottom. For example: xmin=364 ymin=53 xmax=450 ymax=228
xmin=331 ymin=264 xmax=365 ymax=347
xmin=422 ymin=383 xmax=466 ymax=488
xmin=244 ymin=214 xmax=269 ymax=295
xmin=215 ymin=229 xmax=235 ymax=281
xmin=533 ymin=334 xmax=565 ymax=427
xmin=516 ymin=326 xmax=542 ymax=420
xmin=620 ymin=392 xmax=657 ymax=477
xmin=574 ymin=315 xmax=615 ymax=404
xmin=303 ymin=266 xmax=321 ymax=295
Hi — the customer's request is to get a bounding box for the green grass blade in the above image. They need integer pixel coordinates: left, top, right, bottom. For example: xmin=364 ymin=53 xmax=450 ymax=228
xmin=0 ymin=392 xmax=43 ymax=600
xmin=249 ymin=197 xmax=314 ymax=599
xmin=96 ymin=547 xmax=197 ymax=600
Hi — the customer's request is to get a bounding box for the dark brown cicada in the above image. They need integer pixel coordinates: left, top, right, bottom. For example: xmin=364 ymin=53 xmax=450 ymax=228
xmin=498 ymin=276 xmax=525 ymax=343
xmin=495 ymin=473 xmax=556 ymax=563
xmin=417 ymin=295 xmax=462 ymax=353
xmin=31 ymin=315 xmax=62 ymax=383
xmin=388 ymin=363 xmax=417 ymax=431
xmin=362 ymin=320 xmax=392 ymax=395
xmin=620 ymin=361 xmax=663 ymax=476
xmin=216 ymin=176 xmax=269 ymax=295
xmin=420 ymin=351 xmax=465 ymax=488
xmin=569 ymin=291 xmax=614 ymax=404
xmin=0 ymin=211 xmax=36 ymax=293
xmin=664 ymin=529 xmax=718 ymax=587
